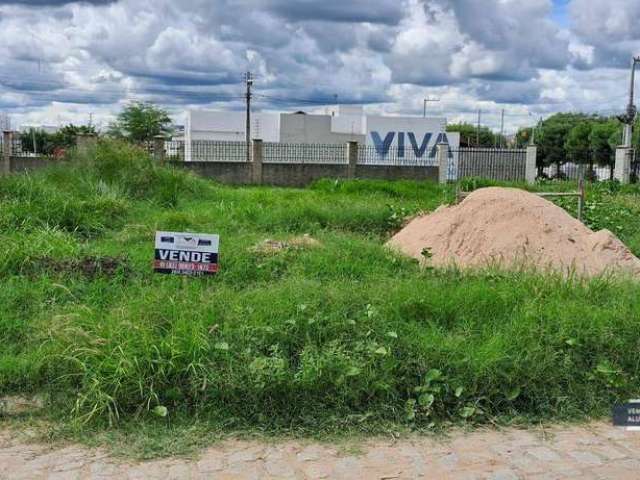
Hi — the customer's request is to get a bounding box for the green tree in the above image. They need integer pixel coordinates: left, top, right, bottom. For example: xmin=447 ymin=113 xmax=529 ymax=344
xmin=21 ymin=124 xmax=97 ymax=156
xmin=515 ymin=127 xmax=534 ymax=148
xmin=446 ymin=123 xmax=502 ymax=148
xmin=52 ymin=124 xmax=96 ymax=149
xmin=537 ymin=113 xmax=590 ymax=177
xmin=589 ymin=119 xmax=620 ymax=180
xmin=20 ymin=128 xmax=54 ymax=155
xmin=109 ymin=102 xmax=172 ymax=147
xmin=565 ymin=122 xmax=593 ymax=176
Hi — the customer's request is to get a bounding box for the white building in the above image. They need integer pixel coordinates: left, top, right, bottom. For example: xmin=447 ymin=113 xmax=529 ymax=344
xmin=184 ymin=106 xmax=459 ymax=162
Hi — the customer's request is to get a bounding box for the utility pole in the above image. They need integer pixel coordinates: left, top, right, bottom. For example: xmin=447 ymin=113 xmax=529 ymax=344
xmin=476 ymin=109 xmax=481 ymax=147
xmin=499 ymin=109 xmax=505 ymax=148
xmin=89 ymin=112 xmax=93 ymax=129
xmin=423 ymin=97 xmax=440 ymax=118
xmin=244 ymin=71 xmax=253 ymax=162
xmin=620 ymin=56 xmax=640 ymax=147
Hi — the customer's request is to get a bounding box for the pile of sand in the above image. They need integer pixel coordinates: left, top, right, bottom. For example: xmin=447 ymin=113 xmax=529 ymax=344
xmin=387 ymin=187 xmax=640 ymax=278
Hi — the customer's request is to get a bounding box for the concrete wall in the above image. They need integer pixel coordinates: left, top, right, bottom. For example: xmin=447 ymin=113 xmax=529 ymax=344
xmin=172 ymin=160 xmax=438 ymax=187
xmin=356 ymin=165 xmax=438 ymax=182
xmin=262 ymin=163 xmax=348 ymax=186
xmin=174 ymin=161 xmax=253 ymax=185
xmin=10 ymin=156 xmax=53 ymax=173
xmin=279 ymin=113 xmax=365 ymax=145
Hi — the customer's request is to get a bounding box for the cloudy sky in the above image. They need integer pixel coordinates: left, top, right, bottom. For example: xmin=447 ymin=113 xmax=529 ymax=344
xmin=0 ymin=0 xmax=639 ymax=133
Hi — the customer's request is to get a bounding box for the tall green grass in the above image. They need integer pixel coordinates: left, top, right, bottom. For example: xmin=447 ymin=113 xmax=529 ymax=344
xmin=1 ymin=140 xmax=639 ymax=435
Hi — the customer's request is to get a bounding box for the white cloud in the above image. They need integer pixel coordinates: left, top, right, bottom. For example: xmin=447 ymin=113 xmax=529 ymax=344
xmin=0 ymin=0 xmax=636 ymax=132
xmin=569 ymin=0 xmax=640 ymax=67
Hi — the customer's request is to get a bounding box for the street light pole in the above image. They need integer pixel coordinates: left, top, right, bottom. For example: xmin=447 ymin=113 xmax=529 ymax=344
xmin=621 ymin=56 xmax=640 ymax=147
xmin=423 ymin=97 xmax=440 ymax=118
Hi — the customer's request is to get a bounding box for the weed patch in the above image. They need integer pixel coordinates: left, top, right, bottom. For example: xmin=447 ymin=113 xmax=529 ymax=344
xmin=1 ymin=145 xmax=639 ymax=442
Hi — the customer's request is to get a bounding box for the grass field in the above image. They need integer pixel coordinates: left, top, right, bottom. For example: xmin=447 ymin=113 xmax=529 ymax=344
xmin=1 ymin=141 xmax=640 ymax=455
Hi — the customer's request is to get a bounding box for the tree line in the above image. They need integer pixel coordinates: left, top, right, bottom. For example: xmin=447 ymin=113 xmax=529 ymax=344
xmin=19 ymin=102 xmax=172 ymax=155
xmin=516 ymin=114 xmax=640 ymax=179
xmin=447 ymin=114 xmax=639 ymax=179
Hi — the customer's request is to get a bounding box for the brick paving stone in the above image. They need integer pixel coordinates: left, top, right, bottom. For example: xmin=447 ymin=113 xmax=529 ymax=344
xmin=299 ymin=460 xmax=334 ymax=479
xmin=567 ymin=450 xmax=604 ymax=466
xmin=437 ymin=451 xmax=460 ymax=470
xmin=196 ymin=453 xmax=225 ymax=473
xmin=222 ymin=459 xmax=266 ymax=480
xmin=487 ymin=468 xmax=522 ymax=480
xmin=227 ymin=446 xmax=265 ymax=463
xmin=87 ymin=460 xmax=126 ymax=479
xmin=528 ymin=471 xmax=596 ymax=480
xmin=264 ymin=456 xmax=298 ymax=478
xmin=332 ymin=456 xmax=364 ymax=480
xmin=523 ymin=446 xmax=563 ymax=463
xmin=296 ymin=445 xmax=325 ymax=462
xmin=591 ymin=462 xmax=640 ymax=480
xmin=507 ymin=453 xmax=548 ymax=475
xmin=1 ymin=423 xmax=640 ymax=479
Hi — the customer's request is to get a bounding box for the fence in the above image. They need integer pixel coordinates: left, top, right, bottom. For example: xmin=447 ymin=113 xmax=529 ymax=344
xmin=263 ymin=142 xmax=347 ymax=164
xmin=164 ymin=140 xmax=185 ymax=161
xmin=1 ymin=132 xmax=64 ymax=174
xmin=357 ymin=145 xmax=439 ymax=166
xmin=632 ymin=149 xmax=640 ymax=183
xmin=454 ymin=148 xmax=527 ymax=182
xmin=540 ymin=150 xmax=616 ymax=182
xmin=163 ymin=140 xmax=531 ymax=186
xmin=6 ymin=132 xmax=66 ymax=158
xmin=3 ymin=133 xmax=636 ymax=187
xmin=11 ymin=134 xmax=26 ymax=156
xmin=184 ymin=140 xmax=246 ymax=162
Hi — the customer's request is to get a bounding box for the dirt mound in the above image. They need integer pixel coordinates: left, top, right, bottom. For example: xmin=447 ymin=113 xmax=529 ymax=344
xmin=387 ymin=187 xmax=640 ymax=277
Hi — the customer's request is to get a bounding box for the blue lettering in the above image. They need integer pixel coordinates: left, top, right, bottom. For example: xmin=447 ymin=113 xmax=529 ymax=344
xmin=371 ymin=131 xmax=395 ymax=155
xmin=429 ymin=133 xmax=454 ymax=159
xmin=371 ymin=131 xmax=454 ymax=159
xmin=408 ymin=132 xmax=432 ymax=158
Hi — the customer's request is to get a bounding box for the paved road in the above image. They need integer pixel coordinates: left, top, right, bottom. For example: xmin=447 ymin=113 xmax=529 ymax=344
xmin=1 ymin=422 xmax=639 ymax=479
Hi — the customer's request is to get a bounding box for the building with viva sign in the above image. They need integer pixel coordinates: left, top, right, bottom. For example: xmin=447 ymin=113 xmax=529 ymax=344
xmin=184 ymin=106 xmax=460 ymax=162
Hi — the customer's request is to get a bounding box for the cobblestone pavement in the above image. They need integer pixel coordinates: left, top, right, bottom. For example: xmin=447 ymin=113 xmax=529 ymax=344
xmin=1 ymin=422 xmax=639 ymax=479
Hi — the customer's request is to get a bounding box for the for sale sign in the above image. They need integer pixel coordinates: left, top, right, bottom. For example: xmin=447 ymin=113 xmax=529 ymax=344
xmin=154 ymin=231 xmax=219 ymax=276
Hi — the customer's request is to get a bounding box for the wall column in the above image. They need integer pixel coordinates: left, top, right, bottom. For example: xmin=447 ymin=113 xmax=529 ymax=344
xmin=2 ymin=131 xmax=12 ymax=175
xmin=347 ymin=141 xmax=358 ymax=179
xmin=525 ymin=145 xmax=537 ymax=185
xmin=251 ymin=139 xmax=263 ymax=184
xmin=153 ymin=135 xmax=166 ymax=164
xmin=437 ymin=142 xmax=449 ymax=184
xmin=614 ymin=147 xmax=633 ymax=184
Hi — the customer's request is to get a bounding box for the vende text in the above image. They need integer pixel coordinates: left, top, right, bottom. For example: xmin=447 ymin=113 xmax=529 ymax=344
xmin=156 ymin=250 xmax=215 ymax=263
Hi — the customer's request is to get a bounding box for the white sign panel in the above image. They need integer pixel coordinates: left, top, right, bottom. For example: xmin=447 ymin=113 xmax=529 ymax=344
xmin=154 ymin=231 xmax=219 ymax=276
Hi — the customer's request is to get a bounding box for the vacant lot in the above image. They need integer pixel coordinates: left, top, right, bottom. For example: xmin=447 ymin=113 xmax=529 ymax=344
xmin=1 ymin=141 xmax=639 ymax=455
